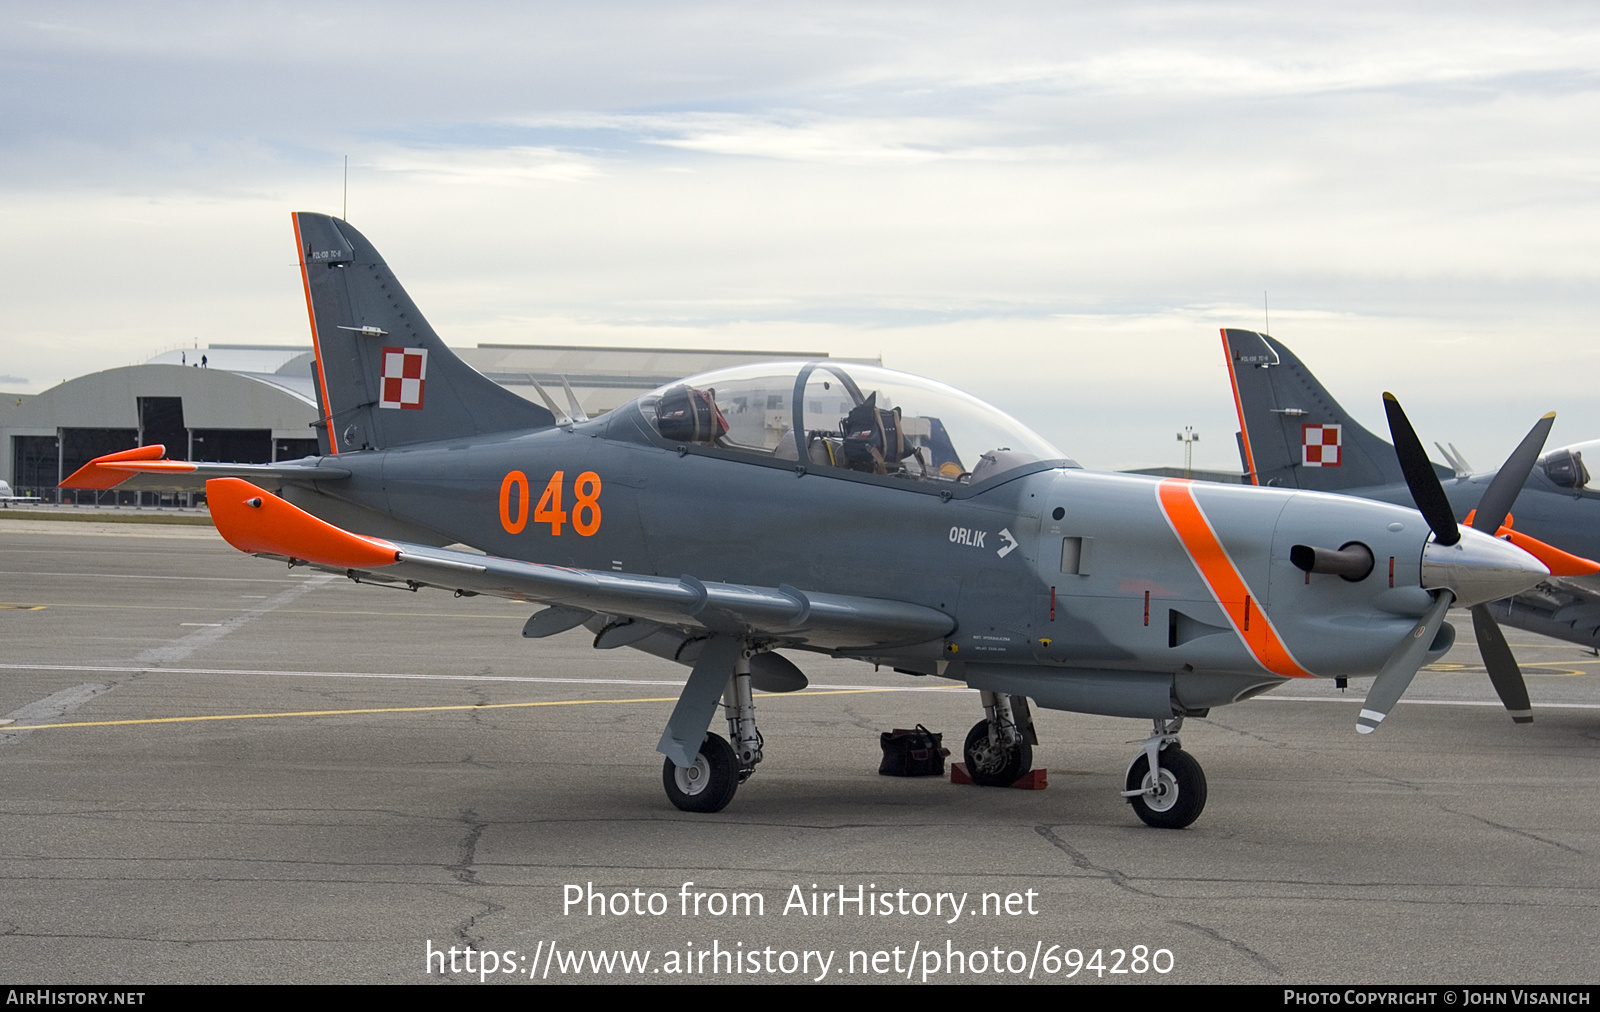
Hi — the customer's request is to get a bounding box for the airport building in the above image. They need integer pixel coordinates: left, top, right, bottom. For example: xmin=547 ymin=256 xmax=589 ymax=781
xmin=2 ymin=344 xmax=1240 ymax=503
xmin=0 ymin=343 xmax=870 ymax=503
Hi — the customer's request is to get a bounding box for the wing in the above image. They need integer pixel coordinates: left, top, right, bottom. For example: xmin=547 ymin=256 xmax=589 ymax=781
xmin=1474 ymin=526 xmax=1600 ymax=648
xmin=60 ymin=445 xmax=350 ymax=493
xmin=1490 ymin=575 xmax=1600 ymax=649
xmin=205 ymin=477 xmax=953 ymax=652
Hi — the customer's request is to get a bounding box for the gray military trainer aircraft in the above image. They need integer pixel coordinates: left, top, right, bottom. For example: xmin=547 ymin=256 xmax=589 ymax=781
xmin=1223 ymin=327 xmax=1600 ymax=684
xmin=61 ymin=215 xmax=1559 ymax=828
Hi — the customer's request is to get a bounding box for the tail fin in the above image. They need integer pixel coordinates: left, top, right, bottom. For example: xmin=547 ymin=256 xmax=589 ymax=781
xmin=292 ymin=212 xmax=553 ymax=453
xmin=1221 ymin=328 xmax=1428 ymax=491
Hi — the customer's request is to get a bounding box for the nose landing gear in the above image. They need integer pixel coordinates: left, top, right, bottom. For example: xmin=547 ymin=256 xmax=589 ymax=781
xmin=1121 ymin=717 xmax=1207 ymax=829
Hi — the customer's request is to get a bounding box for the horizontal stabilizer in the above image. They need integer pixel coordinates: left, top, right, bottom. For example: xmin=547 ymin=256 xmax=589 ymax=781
xmin=206 ymin=479 xmax=955 ymax=651
xmin=207 ymin=477 xmax=399 ymax=567
xmin=61 ymin=445 xmax=350 ymax=493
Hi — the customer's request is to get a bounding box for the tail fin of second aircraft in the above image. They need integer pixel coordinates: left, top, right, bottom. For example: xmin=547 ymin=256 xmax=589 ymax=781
xmin=292 ymin=212 xmax=554 ymax=454
xmin=1221 ymin=328 xmax=1428 ymax=491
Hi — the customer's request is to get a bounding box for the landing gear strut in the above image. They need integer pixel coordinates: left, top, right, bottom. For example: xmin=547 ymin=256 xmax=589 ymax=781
xmin=1121 ymin=717 xmax=1207 ymax=829
xmin=662 ymin=647 xmax=764 ymax=813
xmin=963 ymin=690 xmax=1036 ymax=787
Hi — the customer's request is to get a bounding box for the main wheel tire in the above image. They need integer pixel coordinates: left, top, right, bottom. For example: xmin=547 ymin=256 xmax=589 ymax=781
xmin=1124 ymin=747 xmax=1207 ymax=829
xmin=963 ymin=719 xmax=1033 ymax=787
xmin=662 ymin=732 xmax=739 ymax=813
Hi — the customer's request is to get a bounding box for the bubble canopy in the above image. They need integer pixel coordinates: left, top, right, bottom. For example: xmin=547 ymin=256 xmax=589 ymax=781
xmin=633 ymin=361 xmax=1070 ymax=485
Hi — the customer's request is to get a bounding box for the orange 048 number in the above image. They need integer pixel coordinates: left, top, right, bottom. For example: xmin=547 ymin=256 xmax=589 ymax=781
xmin=499 ymin=470 xmax=602 ymax=536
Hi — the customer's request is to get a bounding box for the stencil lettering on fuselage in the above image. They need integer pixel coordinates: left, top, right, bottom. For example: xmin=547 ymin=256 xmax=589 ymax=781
xmin=949 ymin=526 xmax=987 ymax=548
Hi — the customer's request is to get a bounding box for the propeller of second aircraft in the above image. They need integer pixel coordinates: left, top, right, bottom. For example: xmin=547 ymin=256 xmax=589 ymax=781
xmin=1354 ymin=395 xmax=1555 ymax=732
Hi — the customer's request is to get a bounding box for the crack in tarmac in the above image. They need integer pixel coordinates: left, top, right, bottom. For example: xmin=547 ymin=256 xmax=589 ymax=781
xmin=1198 ymin=715 xmax=1290 ymax=747
xmin=837 ymin=704 xmax=882 ymax=733
xmin=1032 ymin=825 xmax=1158 ymax=897
xmin=1353 ymin=769 xmax=1426 ymax=793
xmin=451 ymin=809 xmax=486 ymax=886
xmin=1438 ymin=806 xmax=1584 ymax=855
xmin=1172 ymin=918 xmax=1283 ymax=975
xmin=442 ymin=809 xmax=506 ymax=951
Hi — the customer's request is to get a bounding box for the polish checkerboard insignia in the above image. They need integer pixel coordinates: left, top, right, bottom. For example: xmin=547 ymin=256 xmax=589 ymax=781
xmin=1302 ymin=423 xmax=1341 ymax=467
xmin=380 ymin=347 xmax=427 ymax=410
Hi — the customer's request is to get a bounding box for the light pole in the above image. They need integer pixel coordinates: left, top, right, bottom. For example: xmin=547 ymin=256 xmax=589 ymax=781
xmin=1177 ymin=427 xmax=1200 ymax=479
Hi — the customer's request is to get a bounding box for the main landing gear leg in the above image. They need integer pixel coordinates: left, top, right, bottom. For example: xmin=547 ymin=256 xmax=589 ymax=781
xmin=963 ymin=690 xmax=1036 ymax=787
xmin=659 ymin=641 xmax=766 ymax=813
xmin=725 ymin=651 xmax=763 ymax=782
xmin=1121 ymin=717 xmax=1207 ymax=829
xmin=659 ymin=636 xmax=743 ymax=813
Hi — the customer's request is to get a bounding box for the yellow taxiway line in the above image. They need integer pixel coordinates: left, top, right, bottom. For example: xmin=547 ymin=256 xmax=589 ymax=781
xmin=4 ymin=686 xmax=959 ymax=733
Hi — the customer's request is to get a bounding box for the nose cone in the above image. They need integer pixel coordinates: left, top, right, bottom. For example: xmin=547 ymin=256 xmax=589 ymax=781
xmin=1421 ymin=527 xmax=1549 ymax=607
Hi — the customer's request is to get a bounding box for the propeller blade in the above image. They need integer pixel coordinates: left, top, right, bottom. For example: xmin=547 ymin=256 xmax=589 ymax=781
xmin=1466 ymin=412 xmax=1552 ymax=725
xmin=1471 ymin=412 xmax=1556 ymax=534
xmin=1470 ymin=604 xmax=1534 ymax=723
xmin=1358 ymin=590 xmax=1454 ymax=734
xmin=1383 ymin=393 xmax=1459 ymax=546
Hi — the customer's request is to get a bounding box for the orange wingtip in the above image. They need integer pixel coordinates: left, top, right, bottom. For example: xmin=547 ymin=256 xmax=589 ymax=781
xmin=206 ymin=477 xmax=399 ymax=569
xmin=59 ymin=444 xmax=183 ymax=489
xmin=1463 ymin=509 xmax=1514 ymax=529
xmin=1498 ymin=528 xmax=1600 ymax=578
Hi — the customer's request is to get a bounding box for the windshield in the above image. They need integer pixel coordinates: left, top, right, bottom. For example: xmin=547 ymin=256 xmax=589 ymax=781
xmin=638 ymin=361 xmax=1065 ymax=484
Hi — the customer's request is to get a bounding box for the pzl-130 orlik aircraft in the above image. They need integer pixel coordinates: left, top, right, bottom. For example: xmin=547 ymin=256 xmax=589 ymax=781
xmin=1223 ymin=328 xmax=1600 ymax=711
xmin=62 ymin=215 xmax=1563 ymax=828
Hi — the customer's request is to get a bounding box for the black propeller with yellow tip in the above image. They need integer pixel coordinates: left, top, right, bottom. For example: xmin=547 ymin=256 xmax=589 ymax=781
xmin=1357 ymin=397 xmax=1553 ymax=733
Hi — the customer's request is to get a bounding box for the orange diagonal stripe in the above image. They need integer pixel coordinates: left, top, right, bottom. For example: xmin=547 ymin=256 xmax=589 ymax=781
xmin=1157 ymin=479 xmax=1312 ymax=678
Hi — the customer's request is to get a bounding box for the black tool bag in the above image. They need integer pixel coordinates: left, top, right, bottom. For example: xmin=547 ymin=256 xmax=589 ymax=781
xmin=878 ymin=724 xmax=950 ymax=777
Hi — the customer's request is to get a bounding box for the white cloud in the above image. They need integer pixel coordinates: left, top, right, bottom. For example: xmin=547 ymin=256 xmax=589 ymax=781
xmin=2 ymin=2 xmax=1598 ymax=471
xmin=366 ymin=146 xmax=602 ymax=185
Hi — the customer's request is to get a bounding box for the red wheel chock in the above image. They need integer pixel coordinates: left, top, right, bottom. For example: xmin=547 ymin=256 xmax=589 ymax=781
xmin=950 ymin=763 xmax=1048 ymax=789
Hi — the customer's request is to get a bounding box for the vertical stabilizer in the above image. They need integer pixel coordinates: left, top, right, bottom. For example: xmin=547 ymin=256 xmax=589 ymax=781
xmin=292 ymin=212 xmax=554 ymax=453
xmin=1221 ymin=329 xmax=1422 ymax=491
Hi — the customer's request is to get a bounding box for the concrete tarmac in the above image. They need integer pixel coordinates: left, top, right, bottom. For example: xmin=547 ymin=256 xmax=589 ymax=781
xmin=1 ymin=520 xmax=1596 ymax=985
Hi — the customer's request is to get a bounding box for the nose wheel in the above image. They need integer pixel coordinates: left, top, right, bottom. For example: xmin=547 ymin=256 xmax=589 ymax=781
xmin=1122 ymin=719 xmax=1207 ymax=829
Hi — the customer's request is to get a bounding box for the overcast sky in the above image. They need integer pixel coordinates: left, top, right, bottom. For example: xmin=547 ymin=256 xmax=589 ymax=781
xmin=2 ymin=2 xmax=1596 ymax=470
